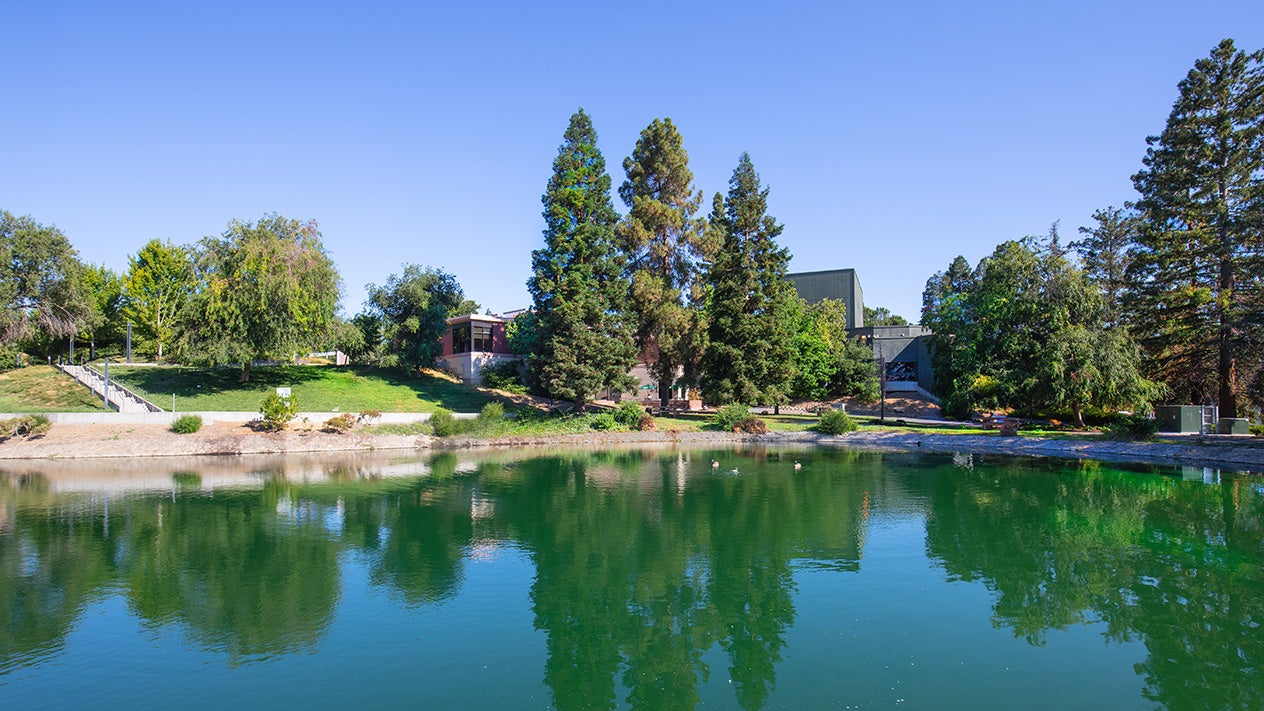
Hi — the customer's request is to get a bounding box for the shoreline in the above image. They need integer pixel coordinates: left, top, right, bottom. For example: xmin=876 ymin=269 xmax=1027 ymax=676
xmin=1 ymin=422 xmax=1262 ymax=471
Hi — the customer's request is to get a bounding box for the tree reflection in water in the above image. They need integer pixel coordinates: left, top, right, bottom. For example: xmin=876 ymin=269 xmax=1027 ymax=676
xmin=2 ymin=450 xmax=1262 ymax=709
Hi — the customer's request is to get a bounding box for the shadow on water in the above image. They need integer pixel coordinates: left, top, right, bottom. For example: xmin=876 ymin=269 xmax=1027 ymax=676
xmin=1 ymin=447 xmax=1262 ymax=709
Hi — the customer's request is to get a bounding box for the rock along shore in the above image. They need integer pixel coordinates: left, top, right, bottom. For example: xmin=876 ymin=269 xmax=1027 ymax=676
xmin=1 ymin=422 xmax=1262 ymax=472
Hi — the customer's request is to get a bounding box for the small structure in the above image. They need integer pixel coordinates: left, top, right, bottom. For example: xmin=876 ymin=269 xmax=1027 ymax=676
xmin=1155 ymin=405 xmax=1216 ymax=434
xmin=437 ymin=314 xmax=516 ymax=385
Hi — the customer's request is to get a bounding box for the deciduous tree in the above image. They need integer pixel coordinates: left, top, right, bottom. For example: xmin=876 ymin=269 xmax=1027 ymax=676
xmin=122 ymin=239 xmax=194 ymax=360
xmin=0 ymin=210 xmax=93 ymax=346
xmin=181 ymin=214 xmax=341 ymax=381
xmin=365 ymin=264 xmax=476 ymax=370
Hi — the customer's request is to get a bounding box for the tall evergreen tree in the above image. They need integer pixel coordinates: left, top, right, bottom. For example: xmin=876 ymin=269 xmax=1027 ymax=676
xmin=1072 ymin=205 xmax=1138 ymax=327
xmin=699 ymin=153 xmax=796 ymax=407
xmin=617 ymin=118 xmax=705 ymax=406
xmin=526 ymin=109 xmax=637 ymax=409
xmin=1130 ymin=39 xmax=1264 ymax=417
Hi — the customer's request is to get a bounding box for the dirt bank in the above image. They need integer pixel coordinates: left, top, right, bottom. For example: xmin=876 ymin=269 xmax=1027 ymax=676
xmin=1 ymin=422 xmax=1262 ymax=471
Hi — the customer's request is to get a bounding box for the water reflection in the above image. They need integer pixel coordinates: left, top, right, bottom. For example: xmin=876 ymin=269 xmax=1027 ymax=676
xmin=1 ymin=448 xmax=1262 ymax=709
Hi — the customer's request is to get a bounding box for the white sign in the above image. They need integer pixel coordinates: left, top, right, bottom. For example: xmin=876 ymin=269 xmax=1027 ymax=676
xmin=276 ymin=387 xmax=291 ymax=398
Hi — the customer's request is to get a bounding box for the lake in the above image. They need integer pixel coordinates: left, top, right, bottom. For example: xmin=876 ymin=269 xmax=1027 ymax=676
xmin=1 ymin=446 xmax=1261 ymax=709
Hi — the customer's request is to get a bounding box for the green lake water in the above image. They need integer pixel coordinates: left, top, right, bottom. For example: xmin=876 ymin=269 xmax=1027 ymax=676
xmin=1 ymin=447 xmax=1261 ymax=709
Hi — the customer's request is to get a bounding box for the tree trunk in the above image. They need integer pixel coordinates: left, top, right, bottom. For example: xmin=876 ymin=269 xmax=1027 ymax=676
xmin=158 ymin=341 xmax=163 ymax=360
xmin=658 ymin=380 xmax=671 ymax=409
xmin=1218 ymin=193 xmax=1237 ymax=419
xmin=240 ymin=361 xmax=252 ymax=383
xmin=1073 ymin=402 xmax=1084 ymax=429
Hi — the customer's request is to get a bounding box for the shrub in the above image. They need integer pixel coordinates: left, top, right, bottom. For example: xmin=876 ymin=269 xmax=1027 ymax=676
xmin=478 ymin=401 xmax=505 ymax=426
xmin=324 ymin=413 xmax=356 ymax=433
xmin=358 ymin=409 xmax=382 ymax=424
xmin=817 ymin=408 xmax=857 ymax=435
xmin=636 ymin=413 xmax=656 ymax=431
xmin=0 ymin=414 xmax=51 ymax=439
xmin=614 ymin=400 xmax=647 ymax=428
xmin=1251 ymin=423 xmax=1264 ymax=437
xmin=429 ymin=408 xmax=457 ymax=437
xmin=713 ymin=403 xmax=753 ymax=431
xmin=589 ymin=412 xmax=618 ymax=431
xmin=1107 ymin=414 xmax=1158 ymax=441
xmin=734 ymin=416 xmax=769 ymax=434
xmin=259 ymin=393 xmax=299 ymax=431
xmin=480 ymin=359 xmax=527 ymax=393
xmin=171 ymin=414 xmax=203 ymax=434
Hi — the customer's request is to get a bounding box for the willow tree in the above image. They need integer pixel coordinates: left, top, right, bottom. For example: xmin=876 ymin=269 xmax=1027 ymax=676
xmin=700 ymin=153 xmax=796 ymax=407
xmin=1130 ymin=39 xmax=1264 ymax=416
xmin=617 ymin=118 xmax=705 ymax=406
xmin=181 ymin=214 xmax=341 ymax=381
xmin=0 ymin=210 xmax=93 ymax=346
xmin=526 ymin=109 xmax=637 ymax=409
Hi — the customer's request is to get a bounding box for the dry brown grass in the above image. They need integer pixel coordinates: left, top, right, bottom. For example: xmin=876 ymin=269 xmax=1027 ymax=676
xmin=0 ymin=366 xmax=102 ymax=412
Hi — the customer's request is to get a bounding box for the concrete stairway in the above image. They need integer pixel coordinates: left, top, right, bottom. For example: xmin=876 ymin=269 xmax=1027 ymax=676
xmin=59 ymin=364 xmax=164 ymax=413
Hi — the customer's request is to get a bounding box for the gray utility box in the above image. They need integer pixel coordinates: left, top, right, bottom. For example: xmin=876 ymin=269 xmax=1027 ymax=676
xmin=1217 ymin=417 xmax=1250 ymax=435
xmin=1155 ymin=405 xmax=1205 ymax=433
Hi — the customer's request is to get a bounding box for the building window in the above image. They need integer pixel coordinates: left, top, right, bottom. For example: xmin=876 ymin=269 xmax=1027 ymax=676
xmin=886 ymin=361 xmax=917 ymax=382
xmin=452 ymin=323 xmax=494 ymax=353
xmin=473 ymin=324 xmax=493 ymax=352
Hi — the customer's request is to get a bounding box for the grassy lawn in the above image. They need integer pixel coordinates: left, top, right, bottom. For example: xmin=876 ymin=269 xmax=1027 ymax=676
xmin=107 ymin=364 xmax=499 ymax=413
xmin=0 ymin=366 xmax=104 ymax=412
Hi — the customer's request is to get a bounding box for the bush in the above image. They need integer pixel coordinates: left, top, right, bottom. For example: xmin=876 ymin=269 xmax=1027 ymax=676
xmin=358 ymin=409 xmax=382 ymax=424
xmin=1251 ymin=423 xmax=1264 ymax=437
xmin=324 ymin=413 xmax=356 ymax=433
xmin=817 ymin=408 xmax=857 ymax=435
xmin=478 ymin=401 xmax=505 ymax=426
xmin=171 ymin=414 xmax=203 ymax=434
xmin=636 ymin=413 xmax=656 ymax=431
xmin=614 ymin=400 xmax=647 ymax=428
xmin=734 ymin=416 xmax=768 ymax=434
xmin=589 ymin=412 xmax=618 ymax=431
xmin=259 ymin=393 xmax=299 ymax=431
xmin=713 ymin=403 xmax=753 ymax=431
xmin=429 ymin=408 xmax=458 ymax=437
xmin=0 ymin=414 xmax=51 ymax=439
xmin=1107 ymin=414 xmax=1158 ymax=441
xmin=480 ymin=359 xmax=527 ymax=393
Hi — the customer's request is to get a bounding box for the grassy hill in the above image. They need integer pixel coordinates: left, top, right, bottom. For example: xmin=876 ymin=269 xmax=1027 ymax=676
xmin=0 ymin=366 xmax=105 ymax=412
xmin=108 ymin=365 xmax=497 ymax=413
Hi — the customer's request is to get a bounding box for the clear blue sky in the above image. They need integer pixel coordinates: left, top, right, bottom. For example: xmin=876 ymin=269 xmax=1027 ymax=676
xmin=3 ymin=1 xmax=1262 ymax=323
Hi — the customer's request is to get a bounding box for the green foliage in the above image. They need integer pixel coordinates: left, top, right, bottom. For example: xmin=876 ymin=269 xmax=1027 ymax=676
xmin=613 ymin=400 xmax=647 ymax=428
xmin=429 ymin=408 xmax=457 ymax=437
xmin=526 ymin=109 xmax=639 ymax=409
xmin=588 ymin=412 xmax=618 ymax=431
xmin=1129 ymin=39 xmax=1264 ymax=418
xmin=181 ymin=214 xmax=341 ymax=381
xmin=922 ymin=230 xmax=1160 ymax=425
xmin=323 ymin=413 xmax=356 ymax=433
xmin=357 ymin=409 xmax=382 ymax=423
xmin=1072 ymin=205 xmax=1137 ymax=327
xmin=1250 ymin=423 xmax=1264 ymax=437
xmin=817 ymin=408 xmax=857 ymax=435
xmin=713 ymin=403 xmax=753 ymax=431
xmin=80 ymin=263 xmax=125 ymax=354
xmin=122 ymin=239 xmax=194 ymax=360
xmin=477 ymin=401 xmax=505 ymax=426
xmin=365 ymin=264 xmax=476 ymax=369
xmin=0 ymin=413 xmax=51 ymax=439
xmin=0 ymin=210 xmax=94 ymax=345
xmin=863 ymin=306 xmax=909 ymax=326
xmin=700 ymin=153 xmax=796 ymax=408
xmin=1106 ymin=414 xmax=1158 ymax=441
xmin=789 ymin=297 xmax=878 ymax=401
xmin=259 ymin=392 xmax=299 ymax=431
xmin=479 ymin=359 xmax=527 ymax=394
xmin=170 ymin=414 xmax=203 ymax=434
xmin=618 ymin=117 xmax=707 ymax=403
